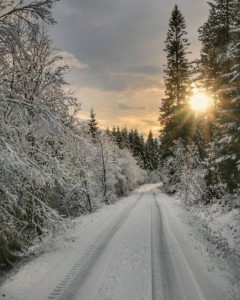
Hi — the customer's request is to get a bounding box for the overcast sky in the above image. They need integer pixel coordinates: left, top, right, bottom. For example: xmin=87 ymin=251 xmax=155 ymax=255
xmin=50 ymin=0 xmax=209 ymax=136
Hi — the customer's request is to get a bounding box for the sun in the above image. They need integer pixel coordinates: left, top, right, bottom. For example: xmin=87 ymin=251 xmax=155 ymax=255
xmin=189 ymin=89 xmax=211 ymax=112
xmin=189 ymin=88 xmax=211 ymax=112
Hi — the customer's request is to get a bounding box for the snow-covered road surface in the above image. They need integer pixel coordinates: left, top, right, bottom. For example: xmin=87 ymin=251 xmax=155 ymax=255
xmin=0 ymin=184 xmax=231 ymax=300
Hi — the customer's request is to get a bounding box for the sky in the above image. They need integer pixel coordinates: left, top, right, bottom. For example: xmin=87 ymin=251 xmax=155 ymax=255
xmin=50 ymin=0 xmax=209 ymax=136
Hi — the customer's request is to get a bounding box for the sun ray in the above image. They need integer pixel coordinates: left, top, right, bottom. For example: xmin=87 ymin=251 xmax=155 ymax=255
xmin=189 ymin=87 xmax=212 ymax=112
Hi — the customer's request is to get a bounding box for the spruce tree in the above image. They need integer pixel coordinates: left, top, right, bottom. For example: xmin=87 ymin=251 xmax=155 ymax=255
xmin=128 ymin=129 xmax=135 ymax=151
xmin=145 ymin=131 xmax=159 ymax=171
xmin=198 ymin=0 xmax=235 ymax=99
xmin=215 ymin=0 xmax=240 ymax=191
xmin=199 ymin=0 xmax=240 ymax=191
xmin=110 ymin=126 xmax=146 ymax=168
xmin=112 ymin=125 xmax=117 ymax=139
xmin=88 ymin=109 xmax=98 ymax=141
xmin=159 ymin=5 xmax=192 ymax=159
xmin=127 ymin=129 xmax=145 ymax=168
xmin=121 ymin=127 xmax=130 ymax=149
xmin=115 ymin=126 xmax=124 ymax=148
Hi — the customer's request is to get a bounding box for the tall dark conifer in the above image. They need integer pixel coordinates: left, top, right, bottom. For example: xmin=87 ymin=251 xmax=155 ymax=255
xmin=159 ymin=5 xmax=192 ymax=159
xmin=216 ymin=0 xmax=240 ymax=191
xmin=199 ymin=0 xmax=240 ymax=191
xmin=145 ymin=131 xmax=159 ymax=171
xmin=198 ymin=0 xmax=234 ymax=99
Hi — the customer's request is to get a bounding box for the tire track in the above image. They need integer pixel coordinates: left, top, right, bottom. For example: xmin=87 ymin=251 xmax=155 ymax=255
xmin=152 ymin=191 xmax=206 ymax=300
xmin=48 ymin=193 xmax=143 ymax=300
xmin=151 ymin=192 xmax=179 ymax=300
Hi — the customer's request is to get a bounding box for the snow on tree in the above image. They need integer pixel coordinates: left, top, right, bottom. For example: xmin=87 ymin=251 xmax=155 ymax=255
xmin=216 ymin=0 xmax=240 ymax=178
xmin=160 ymin=139 xmax=206 ymax=203
xmin=198 ymin=0 xmax=240 ymax=192
xmin=0 ymin=1 xmax=146 ymax=270
xmin=88 ymin=108 xmax=98 ymax=142
xmin=0 ymin=0 xmax=63 ymax=269
xmin=110 ymin=126 xmax=146 ymax=169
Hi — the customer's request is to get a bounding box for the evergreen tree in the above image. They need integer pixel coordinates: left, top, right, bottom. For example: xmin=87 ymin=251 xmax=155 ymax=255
xmin=123 ymin=128 xmax=145 ymax=168
xmin=215 ymin=0 xmax=240 ymax=191
xmin=140 ymin=134 xmax=147 ymax=169
xmin=198 ymin=1 xmax=231 ymax=95
xmin=88 ymin=109 xmax=98 ymax=141
xmin=112 ymin=125 xmax=117 ymax=140
xmin=110 ymin=126 xmax=148 ymax=169
xmin=199 ymin=0 xmax=240 ymax=191
xmin=132 ymin=129 xmax=144 ymax=161
xmin=111 ymin=125 xmax=128 ymax=149
xmin=145 ymin=131 xmax=159 ymax=171
xmin=159 ymin=5 xmax=192 ymax=159
xmin=114 ymin=126 xmax=124 ymax=148
xmin=121 ymin=127 xmax=130 ymax=149
xmin=128 ymin=128 xmax=135 ymax=151
xmin=105 ymin=127 xmax=111 ymax=136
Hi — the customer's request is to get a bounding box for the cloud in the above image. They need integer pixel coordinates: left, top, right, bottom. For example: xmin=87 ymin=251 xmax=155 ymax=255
xmin=127 ymin=65 xmax=163 ymax=76
xmin=58 ymin=51 xmax=89 ymax=69
xmin=141 ymin=119 xmax=158 ymax=126
xmin=118 ymin=102 xmax=145 ymax=111
xmin=51 ymin=0 xmax=209 ymax=136
xmin=65 ymin=66 xmax=163 ymax=92
xmin=51 ymin=0 xmax=209 ymax=95
xmin=52 ymin=0 xmax=208 ymax=68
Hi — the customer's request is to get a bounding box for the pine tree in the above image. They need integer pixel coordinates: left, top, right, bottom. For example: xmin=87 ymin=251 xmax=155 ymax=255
xmin=121 ymin=127 xmax=130 ymax=149
xmin=133 ymin=130 xmax=143 ymax=160
xmin=215 ymin=0 xmax=240 ymax=191
xmin=112 ymin=125 xmax=117 ymax=139
xmin=114 ymin=126 xmax=124 ymax=148
xmin=105 ymin=127 xmax=111 ymax=136
xmin=126 ymin=128 xmax=145 ymax=168
xmin=110 ymin=126 xmax=147 ymax=169
xmin=88 ymin=109 xmax=98 ymax=141
xmin=198 ymin=0 xmax=235 ymax=99
xmin=159 ymin=5 xmax=192 ymax=159
xmin=199 ymin=0 xmax=240 ymax=191
xmin=145 ymin=131 xmax=159 ymax=171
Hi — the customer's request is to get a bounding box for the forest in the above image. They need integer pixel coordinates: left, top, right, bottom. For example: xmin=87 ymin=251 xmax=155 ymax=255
xmin=0 ymin=0 xmax=240 ymax=275
xmin=159 ymin=1 xmax=240 ymax=206
xmin=0 ymin=0 xmax=147 ymax=270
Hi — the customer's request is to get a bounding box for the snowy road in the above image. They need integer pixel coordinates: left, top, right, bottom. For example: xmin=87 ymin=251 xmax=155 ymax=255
xmin=0 ymin=184 xmax=230 ymax=300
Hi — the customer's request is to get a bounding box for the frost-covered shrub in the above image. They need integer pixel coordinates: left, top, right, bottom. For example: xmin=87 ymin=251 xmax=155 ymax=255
xmin=213 ymin=191 xmax=240 ymax=211
xmin=91 ymin=134 xmax=147 ymax=203
xmin=160 ymin=139 xmax=207 ymax=204
xmin=114 ymin=149 xmax=147 ymax=196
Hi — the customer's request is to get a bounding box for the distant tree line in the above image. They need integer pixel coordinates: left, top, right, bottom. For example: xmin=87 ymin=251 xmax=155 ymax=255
xmin=88 ymin=108 xmax=160 ymax=172
xmin=109 ymin=126 xmax=159 ymax=171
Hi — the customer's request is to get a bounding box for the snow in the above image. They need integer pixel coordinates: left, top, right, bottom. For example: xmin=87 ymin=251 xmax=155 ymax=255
xmin=181 ymin=201 xmax=240 ymax=296
xmin=0 ymin=184 xmax=237 ymax=300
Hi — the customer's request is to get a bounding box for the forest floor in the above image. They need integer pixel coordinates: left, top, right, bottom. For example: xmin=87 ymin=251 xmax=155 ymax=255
xmin=0 ymin=184 xmax=239 ymax=300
